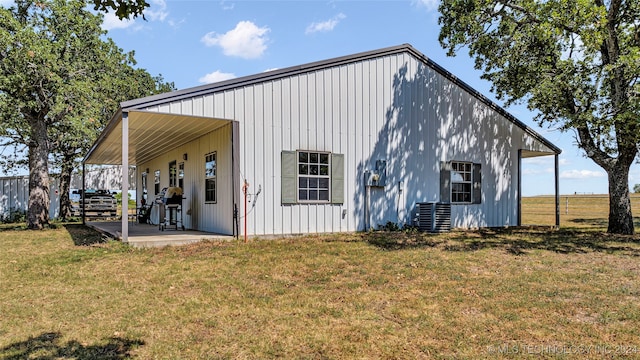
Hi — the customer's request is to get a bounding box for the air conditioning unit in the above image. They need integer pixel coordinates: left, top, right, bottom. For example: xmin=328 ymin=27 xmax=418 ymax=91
xmin=416 ymin=202 xmax=451 ymax=233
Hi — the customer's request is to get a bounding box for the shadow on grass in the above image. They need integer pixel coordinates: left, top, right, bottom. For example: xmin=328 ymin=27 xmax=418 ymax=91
xmin=367 ymin=227 xmax=640 ymax=256
xmin=63 ymin=224 xmax=108 ymax=246
xmin=0 ymin=332 xmax=144 ymax=359
xmin=569 ymin=216 xmax=640 ymax=228
xmin=366 ymin=231 xmax=443 ymax=250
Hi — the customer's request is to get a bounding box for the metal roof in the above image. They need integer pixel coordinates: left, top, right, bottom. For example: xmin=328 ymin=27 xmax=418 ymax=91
xmin=84 ymin=43 xmax=560 ymax=165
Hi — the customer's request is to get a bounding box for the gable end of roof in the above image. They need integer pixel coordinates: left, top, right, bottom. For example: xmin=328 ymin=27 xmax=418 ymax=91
xmin=121 ymin=44 xmax=560 ymax=154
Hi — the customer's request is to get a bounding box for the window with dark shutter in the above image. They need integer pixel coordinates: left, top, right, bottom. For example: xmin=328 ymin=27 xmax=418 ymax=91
xmin=281 ymin=151 xmax=297 ymax=204
xmin=441 ymin=161 xmax=482 ymax=204
xmin=281 ymin=150 xmax=344 ymax=205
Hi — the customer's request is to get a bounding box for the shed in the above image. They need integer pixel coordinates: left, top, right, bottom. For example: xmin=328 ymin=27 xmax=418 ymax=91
xmin=84 ymin=44 xmax=561 ymax=242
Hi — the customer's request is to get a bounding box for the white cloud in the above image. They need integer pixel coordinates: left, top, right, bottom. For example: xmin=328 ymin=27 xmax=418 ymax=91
xmin=305 ymin=13 xmax=346 ymax=34
xmin=199 ymin=70 xmax=236 ymax=84
xmin=560 ymin=169 xmax=606 ymax=179
xmin=101 ymin=12 xmax=136 ymax=31
xmin=220 ymin=1 xmax=235 ymax=10
xmin=523 ymin=168 xmax=553 ymax=175
xmin=414 ymin=0 xmax=439 ymax=11
xmin=201 ymin=21 xmax=270 ymax=59
xmin=146 ymin=0 xmax=169 ymax=22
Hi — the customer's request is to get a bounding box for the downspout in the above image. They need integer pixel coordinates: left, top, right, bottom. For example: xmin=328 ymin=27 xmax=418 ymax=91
xmin=555 ymin=153 xmax=560 ymax=228
xmin=364 ymin=171 xmax=370 ymax=231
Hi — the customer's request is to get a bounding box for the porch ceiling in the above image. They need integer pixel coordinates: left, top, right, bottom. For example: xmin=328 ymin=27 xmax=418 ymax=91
xmin=84 ymin=110 xmax=231 ymax=165
xmin=521 ymin=149 xmax=557 ymax=158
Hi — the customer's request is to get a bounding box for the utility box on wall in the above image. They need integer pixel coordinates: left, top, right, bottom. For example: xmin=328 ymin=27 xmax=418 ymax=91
xmin=365 ymin=160 xmax=387 ymax=188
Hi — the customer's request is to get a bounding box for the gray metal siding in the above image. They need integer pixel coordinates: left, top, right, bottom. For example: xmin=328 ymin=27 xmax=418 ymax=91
xmin=135 ymin=51 xmax=556 ymax=235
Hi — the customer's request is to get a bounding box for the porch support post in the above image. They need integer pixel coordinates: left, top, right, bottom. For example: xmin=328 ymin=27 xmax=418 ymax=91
xmin=554 ymin=153 xmax=560 ymax=228
xmin=121 ymin=112 xmax=129 ymax=242
xmin=517 ymin=150 xmax=522 ymax=227
xmin=82 ymin=162 xmax=86 ymax=225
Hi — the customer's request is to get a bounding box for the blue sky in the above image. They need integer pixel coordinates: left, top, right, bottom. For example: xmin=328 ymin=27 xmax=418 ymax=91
xmin=4 ymin=0 xmax=640 ymax=195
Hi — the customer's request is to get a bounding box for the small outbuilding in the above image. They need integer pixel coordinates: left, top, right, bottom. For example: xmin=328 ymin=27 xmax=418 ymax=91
xmin=84 ymin=44 xmax=561 ymax=242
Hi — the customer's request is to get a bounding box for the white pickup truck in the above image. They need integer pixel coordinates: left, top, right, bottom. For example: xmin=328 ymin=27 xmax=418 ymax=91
xmin=72 ymin=190 xmax=118 ymax=218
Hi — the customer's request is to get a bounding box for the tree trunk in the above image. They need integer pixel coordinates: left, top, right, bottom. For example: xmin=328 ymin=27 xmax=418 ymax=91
xmin=27 ymin=118 xmax=50 ymax=229
xmin=58 ymin=157 xmax=74 ymax=221
xmin=607 ymin=162 xmax=634 ymax=235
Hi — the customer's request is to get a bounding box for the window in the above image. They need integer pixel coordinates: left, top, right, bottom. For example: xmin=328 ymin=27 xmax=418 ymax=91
xmin=298 ymin=151 xmax=330 ymax=202
xmin=440 ymin=161 xmax=481 ymax=204
xmin=141 ymin=172 xmax=148 ymax=202
xmin=451 ymin=161 xmax=472 ymax=203
xmin=281 ymin=150 xmax=344 ymax=204
xmin=154 ymin=170 xmax=160 ymax=195
xmin=205 ymin=152 xmax=216 ymax=203
xmin=169 ymin=161 xmax=177 ymax=187
xmin=178 ymin=162 xmax=184 ymax=189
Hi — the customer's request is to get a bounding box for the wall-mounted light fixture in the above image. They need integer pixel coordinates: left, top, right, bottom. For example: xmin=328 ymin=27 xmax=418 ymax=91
xmin=183 ymin=153 xmax=188 ymax=161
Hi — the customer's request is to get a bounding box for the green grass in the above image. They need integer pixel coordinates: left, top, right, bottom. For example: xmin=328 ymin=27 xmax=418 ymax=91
xmin=1 ymin=223 xmax=640 ymax=358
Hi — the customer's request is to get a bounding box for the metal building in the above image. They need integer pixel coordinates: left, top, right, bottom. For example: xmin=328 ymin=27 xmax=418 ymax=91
xmin=84 ymin=44 xmax=561 ymax=242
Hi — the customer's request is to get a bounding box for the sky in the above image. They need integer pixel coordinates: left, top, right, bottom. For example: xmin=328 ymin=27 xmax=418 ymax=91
xmin=2 ymin=0 xmax=639 ymax=195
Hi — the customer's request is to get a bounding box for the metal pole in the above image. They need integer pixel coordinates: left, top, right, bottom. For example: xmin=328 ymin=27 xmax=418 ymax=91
xmin=555 ymin=153 xmax=560 ymax=228
xmin=121 ymin=112 xmax=129 ymax=241
xmin=82 ymin=162 xmax=86 ymax=225
xmin=243 ymin=180 xmax=249 ymax=243
xmin=517 ymin=150 xmax=522 ymax=226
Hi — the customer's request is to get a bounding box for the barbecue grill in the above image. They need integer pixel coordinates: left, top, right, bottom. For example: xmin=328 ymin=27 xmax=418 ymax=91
xmin=156 ymin=187 xmax=185 ymax=231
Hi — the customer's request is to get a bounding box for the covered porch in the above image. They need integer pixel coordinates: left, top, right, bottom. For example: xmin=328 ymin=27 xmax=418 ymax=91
xmin=83 ymin=108 xmax=239 ymax=244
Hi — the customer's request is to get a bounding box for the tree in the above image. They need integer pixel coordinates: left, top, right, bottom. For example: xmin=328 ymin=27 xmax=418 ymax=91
xmin=53 ymin=70 xmax=174 ymax=220
xmin=90 ymin=0 xmax=149 ymax=19
xmin=0 ymin=0 xmax=174 ymax=227
xmin=438 ymin=0 xmax=640 ymax=234
xmin=634 ymin=184 xmax=640 ymax=193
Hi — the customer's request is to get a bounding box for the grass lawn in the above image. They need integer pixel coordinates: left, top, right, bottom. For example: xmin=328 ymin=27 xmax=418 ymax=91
xmin=521 ymin=194 xmax=640 ymax=228
xmin=1 ymin=223 xmax=640 ymax=359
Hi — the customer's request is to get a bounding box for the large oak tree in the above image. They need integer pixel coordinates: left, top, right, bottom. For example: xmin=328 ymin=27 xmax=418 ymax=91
xmin=0 ymin=0 xmax=174 ymax=228
xmin=438 ymin=0 xmax=640 ymax=234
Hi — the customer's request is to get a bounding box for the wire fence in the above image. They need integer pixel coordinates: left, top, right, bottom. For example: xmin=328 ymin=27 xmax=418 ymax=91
xmin=522 ymin=194 xmax=640 ymax=229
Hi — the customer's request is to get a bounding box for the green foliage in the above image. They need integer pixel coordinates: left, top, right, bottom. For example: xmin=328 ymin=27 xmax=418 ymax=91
xmin=0 ymin=0 xmax=174 ymax=226
xmin=1 ymin=209 xmax=27 ymax=224
xmin=634 ymin=184 xmax=640 ymax=193
xmin=90 ymin=0 xmax=150 ymax=20
xmin=378 ymin=221 xmax=401 ymax=232
xmin=113 ymin=192 xmax=136 ymax=207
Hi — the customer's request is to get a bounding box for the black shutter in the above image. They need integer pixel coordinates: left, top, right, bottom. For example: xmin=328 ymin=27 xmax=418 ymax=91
xmin=281 ymin=151 xmax=297 ymax=204
xmin=440 ymin=161 xmax=451 ymax=203
xmin=331 ymin=153 xmax=344 ymax=204
xmin=472 ymin=163 xmax=482 ymax=204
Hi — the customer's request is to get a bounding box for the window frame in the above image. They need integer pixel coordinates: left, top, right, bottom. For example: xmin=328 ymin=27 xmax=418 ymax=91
xmin=450 ymin=161 xmax=473 ymax=204
xmin=297 ymin=150 xmax=331 ymax=203
xmin=178 ymin=162 xmax=184 ymax=190
xmin=169 ymin=160 xmax=177 ymax=187
xmin=154 ymin=170 xmax=160 ymax=195
xmin=205 ymin=152 xmax=217 ymax=203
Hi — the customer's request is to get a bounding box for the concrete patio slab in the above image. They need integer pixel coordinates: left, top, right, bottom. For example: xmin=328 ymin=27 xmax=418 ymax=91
xmin=87 ymin=221 xmax=234 ymax=248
